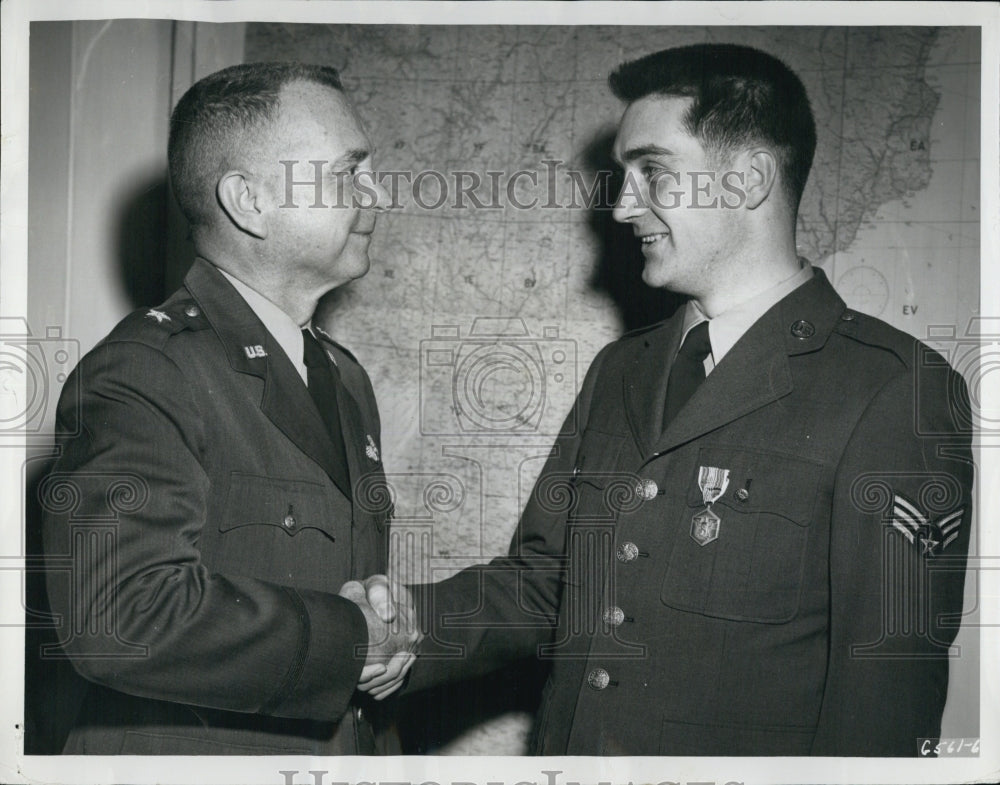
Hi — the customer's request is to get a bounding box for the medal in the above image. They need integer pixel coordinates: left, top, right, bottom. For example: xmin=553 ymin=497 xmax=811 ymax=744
xmin=690 ymin=465 xmax=729 ymax=546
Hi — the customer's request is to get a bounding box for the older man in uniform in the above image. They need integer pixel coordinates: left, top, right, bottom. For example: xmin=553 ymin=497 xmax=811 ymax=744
xmin=42 ymin=63 xmax=418 ymax=755
xmin=375 ymin=44 xmax=973 ymax=756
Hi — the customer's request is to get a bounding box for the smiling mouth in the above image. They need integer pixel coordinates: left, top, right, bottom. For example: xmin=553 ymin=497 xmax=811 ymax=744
xmin=638 ymin=232 xmax=670 ymax=246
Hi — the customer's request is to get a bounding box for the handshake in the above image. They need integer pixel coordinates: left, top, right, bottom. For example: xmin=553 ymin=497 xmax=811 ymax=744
xmin=339 ymin=575 xmax=422 ymax=700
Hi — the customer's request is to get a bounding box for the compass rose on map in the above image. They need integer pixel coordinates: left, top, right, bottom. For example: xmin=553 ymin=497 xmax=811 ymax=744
xmin=836 ymin=266 xmax=890 ymax=317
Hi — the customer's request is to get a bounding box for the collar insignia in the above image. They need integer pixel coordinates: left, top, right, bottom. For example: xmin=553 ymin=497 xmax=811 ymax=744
xmin=146 ymin=309 xmax=171 ymax=323
xmin=365 ymin=434 xmax=380 ymax=463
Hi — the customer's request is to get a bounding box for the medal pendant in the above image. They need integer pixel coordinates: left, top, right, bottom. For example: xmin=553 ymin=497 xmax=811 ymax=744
xmin=691 ymin=505 xmax=721 ymax=546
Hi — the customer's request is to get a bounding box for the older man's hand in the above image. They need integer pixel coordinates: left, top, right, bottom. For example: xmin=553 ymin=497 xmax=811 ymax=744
xmin=339 ymin=575 xmax=421 ymax=699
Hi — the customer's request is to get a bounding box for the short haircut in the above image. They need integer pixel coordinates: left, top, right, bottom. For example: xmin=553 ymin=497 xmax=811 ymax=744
xmin=168 ymin=62 xmax=343 ymax=227
xmin=609 ymin=43 xmax=816 ymax=211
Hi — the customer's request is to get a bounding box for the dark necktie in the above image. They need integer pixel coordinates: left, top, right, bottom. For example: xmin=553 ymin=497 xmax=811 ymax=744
xmin=663 ymin=320 xmax=712 ymax=429
xmin=302 ymin=329 xmax=352 ymax=497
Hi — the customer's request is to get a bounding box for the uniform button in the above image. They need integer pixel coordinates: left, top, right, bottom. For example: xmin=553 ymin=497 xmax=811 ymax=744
xmin=790 ymin=319 xmax=815 ymax=339
xmin=636 ymin=479 xmax=658 ymax=500
xmin=616 ymin=541 xmax=639 ymax=562
xmin=841 ymin=310 xmax=856 ymax=321
xmin=355 ymin=706 xmax=364 ymax=723
xmin=735 ymin=488 xmax=750 ymax=502
xmin=184 ymin=305 xmax=200 ymax=318
xmin=587 ymin=668 xmax=610 ymax=690
xmin=602 ymin=606 xmax=625 ymax=627
xmin=282 ymin=514 xmax=296 ymax=529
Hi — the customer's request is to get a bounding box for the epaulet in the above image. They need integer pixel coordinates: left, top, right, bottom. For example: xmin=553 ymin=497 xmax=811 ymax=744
xmin=105 ymin=296 xmax=210 ymax=349
xmin=312 ymin=325 xmax=360 ymax=364
xmin=833 ymin=308 xmax=923 ymax=368
xmin=620 ymin=318 xmax=671 ymax=341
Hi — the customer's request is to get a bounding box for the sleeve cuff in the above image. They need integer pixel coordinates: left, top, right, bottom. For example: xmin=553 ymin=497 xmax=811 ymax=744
xmin=266 ymin=590 xmax=368 ymax=720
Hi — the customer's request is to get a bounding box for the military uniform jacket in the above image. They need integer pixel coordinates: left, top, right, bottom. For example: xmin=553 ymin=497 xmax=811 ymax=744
xmin=409 ymin=269 xmax=973 ymax=756
xmin=42 ymin=259 xmax=393 ymax=755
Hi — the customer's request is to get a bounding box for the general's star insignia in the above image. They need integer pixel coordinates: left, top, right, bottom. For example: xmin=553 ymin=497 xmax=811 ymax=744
xmin=146 ymin=309 xmax=171 ymax=323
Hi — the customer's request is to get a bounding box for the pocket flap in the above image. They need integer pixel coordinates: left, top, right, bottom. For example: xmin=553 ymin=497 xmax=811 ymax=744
xmin=572 ymin=430 xmax=628 ymax=489
xmin=684 ymin=447 xmax=824 ymax=525
xmin=220 ymin=472 xmax=344 ymax=539
xmin=562 ymin=430 xmax=644 ymax=523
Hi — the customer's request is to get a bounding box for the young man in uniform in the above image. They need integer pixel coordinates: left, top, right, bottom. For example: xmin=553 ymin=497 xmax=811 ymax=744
xmin=361 ymin=43 xmax=973 ymax=756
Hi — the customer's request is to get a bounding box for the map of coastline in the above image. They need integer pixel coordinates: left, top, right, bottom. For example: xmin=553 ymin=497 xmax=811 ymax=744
xmin=247 ymin=24 xmax=981 ymax=754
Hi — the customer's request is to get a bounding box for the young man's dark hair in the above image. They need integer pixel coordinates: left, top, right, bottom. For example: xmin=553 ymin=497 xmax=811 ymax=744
xmin=609 ymin=43 xmax=817 ymax=212
xmin=168 ymin=61 xmax=343 ymax=227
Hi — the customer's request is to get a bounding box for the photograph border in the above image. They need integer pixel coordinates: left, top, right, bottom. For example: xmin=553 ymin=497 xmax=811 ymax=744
xmin=2 ymin=2 xmax=998 ymax=784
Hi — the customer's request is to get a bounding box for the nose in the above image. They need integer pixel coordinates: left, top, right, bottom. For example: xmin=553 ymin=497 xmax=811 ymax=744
xmin=611 ymin=175 xmax=647 ymax=223
xmin=355 ymin=172 xmax=393 ymax=212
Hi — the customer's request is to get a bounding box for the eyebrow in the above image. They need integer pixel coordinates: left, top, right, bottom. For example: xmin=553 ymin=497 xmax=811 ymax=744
xmin=613 ymin=145 xmax=677 ymax=166
xmin=333 ymin=148 xmax=372 ymax=167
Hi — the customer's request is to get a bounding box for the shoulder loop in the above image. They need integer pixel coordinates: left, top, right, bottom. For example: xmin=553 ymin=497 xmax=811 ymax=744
xmin=312 ymin=325 xmax=360 ymax=365
xmin=833 ymin=308 xmax=918 ymax=367
xmin=621 ymin=318 xmax=671 ymax=340
xmin=111 ymin=298 xmax=210 ymax=346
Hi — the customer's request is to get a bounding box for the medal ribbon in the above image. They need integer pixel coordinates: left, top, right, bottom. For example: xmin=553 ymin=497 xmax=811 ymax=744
xmin=698 ymin=466 xmax=730 ymax=506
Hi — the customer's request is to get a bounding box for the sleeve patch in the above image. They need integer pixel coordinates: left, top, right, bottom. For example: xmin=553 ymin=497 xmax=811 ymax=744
xmin=891 ymin=492 xmax=964 ymax=555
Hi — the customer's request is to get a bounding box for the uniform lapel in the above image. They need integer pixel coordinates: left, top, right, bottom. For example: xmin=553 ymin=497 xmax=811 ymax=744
xmin=622 ymin=314 xmax=684 ymax=458
xmin=184 ymin=259 xmax=353 ymax=498
xmin=648 ymin=269 xmax=845 ymax=456
xmin=260 ymin=351 xmax=354 ymax=499
xmin=653 ymin=306 xmax=792 ymax=454
xmin=318 ymin=337 xmax=371 ymax=500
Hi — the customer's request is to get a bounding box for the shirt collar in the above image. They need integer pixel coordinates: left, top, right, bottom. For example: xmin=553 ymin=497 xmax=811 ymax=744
xmin=679 ymin=260 xmax=814 ymax=371
xmin=219 ymin=269 xmax=308 ymax=384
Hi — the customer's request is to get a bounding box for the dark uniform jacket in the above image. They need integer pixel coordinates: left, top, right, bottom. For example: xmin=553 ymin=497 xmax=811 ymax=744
xmin=42 ymin=258 xmax=393 ymax=755
xmin=409 ymin=268 xmax=973 ymax=756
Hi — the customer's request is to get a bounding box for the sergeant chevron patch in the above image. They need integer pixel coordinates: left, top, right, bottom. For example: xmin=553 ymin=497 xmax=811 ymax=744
xmin=891 ymin=492 xmax=964 ymax=555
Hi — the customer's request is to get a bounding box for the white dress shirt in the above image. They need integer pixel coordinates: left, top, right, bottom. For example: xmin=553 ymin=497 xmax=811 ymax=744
xmin=678 ymin=261 xmax=814 ymax=375
xmin=219 ymin=269 xmax=309 ymax=384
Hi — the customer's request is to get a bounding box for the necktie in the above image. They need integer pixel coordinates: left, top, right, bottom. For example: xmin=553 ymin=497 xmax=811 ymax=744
xmin=663 ymin=320 xmax=712 ymax=429
xmin=302 ymin=329 xmax=352 ymax=497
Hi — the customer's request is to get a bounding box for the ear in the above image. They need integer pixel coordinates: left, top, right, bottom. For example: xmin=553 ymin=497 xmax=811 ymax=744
xmin=744 ymin=148 xmax=779 ymax=210
xmin=216 ymin=171 xmax=268 ymax=239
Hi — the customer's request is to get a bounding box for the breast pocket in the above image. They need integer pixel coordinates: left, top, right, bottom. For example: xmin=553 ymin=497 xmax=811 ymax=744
xmin=660 ymin=448 xmax=823 ymax=623
xmin=212 ymin=472 xmax=352 ymax=589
